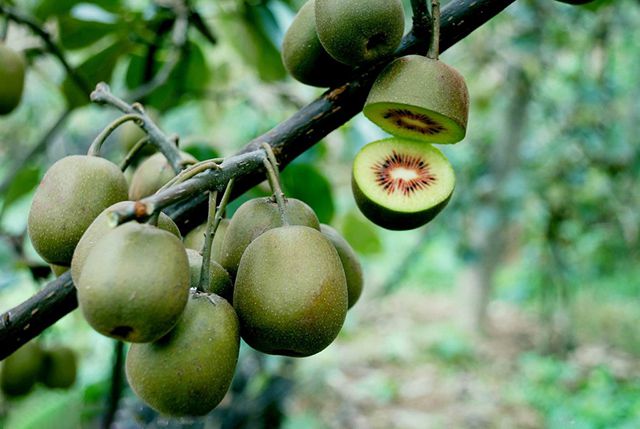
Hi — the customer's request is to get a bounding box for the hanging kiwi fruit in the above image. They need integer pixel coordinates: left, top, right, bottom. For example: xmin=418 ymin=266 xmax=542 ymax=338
xmin=1 ymin=342 xmax=45 ymax=397
xmin=128 ymin=151 xmax=197 ymax=200
xmin=0 ymin=43 xmax=26 ymax=115
xmin=320 ymin=224 xmax=364 ymax=309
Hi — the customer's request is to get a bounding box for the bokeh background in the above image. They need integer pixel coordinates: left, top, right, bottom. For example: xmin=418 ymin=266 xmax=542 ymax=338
xmin=1 ymin=0 xmax=638 ymax=427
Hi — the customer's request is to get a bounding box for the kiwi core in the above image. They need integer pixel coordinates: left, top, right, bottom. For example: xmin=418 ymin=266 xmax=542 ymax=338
xmin=374 ymin=150 xmax=437 ymax=196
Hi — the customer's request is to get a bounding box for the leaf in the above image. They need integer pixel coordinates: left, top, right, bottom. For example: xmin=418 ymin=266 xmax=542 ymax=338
xmin=1 ymin=165 xmax=41 ymax=211
xmin=34 ymin=0 xmax=122 ymax=19
xmin=57 ymin=15 xmax=115 ymax=50
xmin=182 ymin=143 xmax=220 ymax=161
xmin=342 ymin=211 xmax=382 ymax=255
xmin=280 ymin=163 xmax=335 ymax=224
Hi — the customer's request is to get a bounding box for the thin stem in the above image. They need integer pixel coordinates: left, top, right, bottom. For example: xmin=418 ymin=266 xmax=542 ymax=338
xmin=101 ymin=341 xmax=125 ymax=429
xmin=427 ymin=0 xmax=441 ymax=60
xmin=87 ymin=114 xmax=144 ymax=157
xmin=262 ymin=157 xmax=289 ymax=226
xmin=197 ymin=190 xmax=217 ymax=292
xmin=157 ymin=159 xmax=222 ymax=193
xmin=119 ymin=136 xmax=151 ymax=171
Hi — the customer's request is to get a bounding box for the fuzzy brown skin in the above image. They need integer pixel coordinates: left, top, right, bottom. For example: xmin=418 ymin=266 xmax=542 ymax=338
xmin=320 ymin=224 xmax=364 ymax=309
xmin=126 ymin=293 xmax=239 ymax=417
xmin=128 ymin=151 xmax=197 ymax=200
xmin=77 ymin=223 xmax=190 ymax=343
xmin=364 ymin=55 xmax=470 ymax=144
xmin=219 ymin=197 xmax=320 ymax=279
xmin=183 ymin=218 xmax=229 ymax=263
xmin=234 ymin=225 xmax=347 ymax=357
xmin=282 ymin=0 xmax=352 ymax=87
xmin=28 ymin=155 xmax=129 ymax=265
xmin=0 ymin=44 xmax=25 ymax=115
xmin=71 ymin=201 xmax=180 ymax=285
xmin=185 ymin=249 xmax=233 ymax=301
xmin=1 ymin=342 xmax=44 ymax=397
xmin=315 ymin=0 xmax=404 ymax=66
xmin=39 ymin=346 xmax=77 ymax=389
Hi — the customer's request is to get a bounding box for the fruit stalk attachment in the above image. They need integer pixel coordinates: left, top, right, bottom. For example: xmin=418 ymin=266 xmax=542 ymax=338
xmin=428 ymin=0 xmax=440 ymax=60
xmin=87 ymin=114 xmax=145 ymax=157
xmin=261 ymin=143 xmax=289 ymax=225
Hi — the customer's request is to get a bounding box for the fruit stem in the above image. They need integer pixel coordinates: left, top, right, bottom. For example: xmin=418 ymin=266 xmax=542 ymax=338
xmin=87 ymin=113 xmax=144 ymax=157
xmin=157 ymin=159 xmax=223 ymax=193
xmin=261 ymin=143 xmax=289 ymax=225
xmin=427 ymin=0 xmax=440 ymax=60
xmin=198 ymin=178 xmax=234 ymax=292
xmin=119 ymin=136 xmax=151 ymax=171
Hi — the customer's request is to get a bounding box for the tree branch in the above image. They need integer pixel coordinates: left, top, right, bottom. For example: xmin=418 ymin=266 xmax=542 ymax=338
xmin=0 ymin=0 xmax=517 ymax=360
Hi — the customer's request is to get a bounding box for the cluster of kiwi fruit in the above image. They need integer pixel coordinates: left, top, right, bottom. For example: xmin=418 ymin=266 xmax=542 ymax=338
xmin=1 ymin=342 xmax=77 ymax=398
xmin=0 ymin=42 xmax=26 ymax=115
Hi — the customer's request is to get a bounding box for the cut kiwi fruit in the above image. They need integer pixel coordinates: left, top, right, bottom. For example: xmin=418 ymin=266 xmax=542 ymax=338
xmin=351 ymin=137 xmax=455 ymax=230
xmin=364 ymin=55 xmax=469 ymax=144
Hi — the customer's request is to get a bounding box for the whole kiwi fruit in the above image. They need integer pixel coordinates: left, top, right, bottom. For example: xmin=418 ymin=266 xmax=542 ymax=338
xmin=126 ymin=292 xmax=240 ymax=417
xmin=320 ymin=224 xmax=363 ymax=309
xmin=183 ymin=218 xmax=229 ymax=263
xmin=364 ymin=55 xmax=469 ymax=144
xmin=28 ymin=155 xmax=129 ymax=265
xmin=50 ymin=264 xmax=69 ymax=277
xmin=0 ymin=43 xmax=26 ymax=115
xmin=76 ymin=222 xmax=190 ymax=343
xmin=70 ymin=200 xmax=180 ymax=285
xmin=220 ymin=197 xmax=320 ymax=279
xmin=39 ymin=346 xmax=77 ymax=389
xmin=282 ymin=0 xmax=352 ymax=87
xmin=351 ymin=137 xmax=455 ymax=230
xmin=234 ymin=225 xmax=347 ymax=357
xmin=315 ymin=0 xmax=404 ymax=65
xmin=186 ymin=249 xmax=233 ymax=301
xmin=128 ymin=151 xmax=197 ymax=200
xmin=1 ymin=342 xmax=45 ymax=397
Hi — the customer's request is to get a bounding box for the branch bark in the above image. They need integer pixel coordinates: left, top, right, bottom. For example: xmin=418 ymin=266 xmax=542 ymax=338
xmin=0 ymin=0 xmax=517 ymax=360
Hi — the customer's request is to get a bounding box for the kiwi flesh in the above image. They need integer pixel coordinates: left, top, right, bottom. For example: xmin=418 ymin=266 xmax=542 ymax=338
xmin=1 ymin=342 xmax=45 ymax=397
xmin=351 ymin=137 xmax=455 ymax=230
xmin=0 ymin=44 xmax=26 ymax=115
xmin=128 ymin=151 xmax=197 ymax=200
xmin=282 ymin=0 xmax=352 ymax=87
xmin=183 ymin=218 xmax=229 ymax=263
xmin=126 ymin=292 xmax=240 ymax=416
xmin=364 ymin=55 xmax=469 ymax=144
xmin=186 ymin=249 xmax=233 ymax=301
xmin=39 ymin=346 xmax=77 ymax=389
xmin=70 ymin=201 xmax=180 ymax=285
xmin=220 ymin=197 xmax=320 ymax=279
xmin=320 ymin=224 xmax=363 ymax=309
xmin=27 ymin=155 xmax=129 ymax=265
xmin=315 ymin=0 xmax=404 ymax=66
xmin=76 ymin=222 xmax=190 ymax=343
xmin=234 ymin=225 xmax=347 ymax=357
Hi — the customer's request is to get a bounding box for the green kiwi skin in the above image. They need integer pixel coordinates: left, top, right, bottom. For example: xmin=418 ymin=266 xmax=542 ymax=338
xmin=320 ymin=224 xmax=363 ymax=309
xmin=39 ymin=346 xmax=77 ymax=389
xmin=183 ymin=218 xmax=229 ymax=263
xmin=28 ymin=155 xmax=129 ymax=265
xmin=128 ymin=152 xmax=197 ymax=200
xmin=315 ymin=0 xmax=404 ymax=66
xmin=1 ymin=342 xmax=45 ymax=397
xmin=185 ymin=249 xmax=233 ymax=301
xmin=364 ymin=55 xmax=469 ymax=144
xmin=0 ymin=44 xmax=25 ymax=115
xmin=282 ymin=0 xmax=352 ymax=87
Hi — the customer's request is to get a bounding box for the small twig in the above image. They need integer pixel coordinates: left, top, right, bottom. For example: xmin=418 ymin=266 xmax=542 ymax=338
xmin=90 ymin=83 xmax=183 ymax=173
xmin=87 ymin=113 xmax=144 ymax=157
xmin=427 ymin=0 xmax=441 ymax=60
xmin=101 ymin=341 xmax=125 ymax=429
xmin=119 ymin=136 xmax=151 ymax=171
xmin=157 ymin=159 xmax=222 ymax=193
xmin=261 ymin=155 xmax=288 ymax=226
xmin=411 ymin=0 xmax=432 ymax=39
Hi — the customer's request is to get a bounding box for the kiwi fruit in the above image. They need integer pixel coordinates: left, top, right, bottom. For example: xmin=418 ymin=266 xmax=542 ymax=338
xmin=70 ymin=200 xmax=180 ymax=285
xmin=27 ymin=155 xmax=129 ymax=265
xmin=183 ymin=218 xmax=229 ymax=263
xmin=315 ymin=0 xmax=404 ymax=66
xmin=119 ymin=107 xmax=160 ymax=160
xmin=128 ymin=151 xmax=197 ymax=200
xmin=39 ymin=346 xmax=77 ymax=389
xmin=282 ymin=0 xmax=352 ymax=87
xmin=185 ymin=249 xmax=233 ymax=301
xmin=126 ymin=292 xmax=240 ymax=416
xmin=0 ymin=43 xmax=26 ymax=115
xmin=50 ymin=264 xmax=70 ymax=277
xmin=320 ymin=224 xmax=363 ymax=309
xmin=351 ymin=137 xmax=455 ymax=230
xmin=364 ymin=55 xmax=470 ymax=144
xmin=234 ymin=225 xmax=347 ymax=357
xmin=220 ymin=197 xmax=320 ymax=279
xmin=76 ymin=222 xmax=190 ymax=343
xmin=1 ymin=342 xmax=45 ymax=397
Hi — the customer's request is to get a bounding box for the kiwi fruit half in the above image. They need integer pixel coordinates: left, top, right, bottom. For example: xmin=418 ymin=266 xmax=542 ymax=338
xmin=234 ymin=225 xmax=347 ymax=357
xmin=282 ymin=0 xmax=352 ymax=87
xmin=126 ymin=292 xmax=240 ymax=416
xmin=39 ymin=346 xmax=77 ymax=389
xmin=186 ymin=249 xmax=233 ymax=301
xmin=128 ymin=151 xmax=197 ymax=200
xmin=351 ymin=137 xmax=455 ymax=230
xmin=364 ymin=55 xmax=469 ymax=144
xmin=315 ymin=0 xmax=404 ymax=66
xmin=77 ymin=222 xmax=190 ymax=343
xmin=0 ymin=44 xmax=26 ymax=115
xmin=27 ymin=155 xmax=129 ymax=265
xmin=320 ymin=224 xmax=363 ymax=309
xmin=1 ymin=342 xmax=45 ymax=397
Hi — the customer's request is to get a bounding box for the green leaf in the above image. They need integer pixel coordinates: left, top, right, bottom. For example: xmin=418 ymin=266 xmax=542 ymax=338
xmin=34 ymin=0 xmax=122 ymax=19
xmin=342 ymin=211 xmax=382 ymax=255
xmin=280 ymin=163 xmax=335 ymax=224
xmin=57 ymin=15 xmax=115 ymax=50
xmin=1 ymin=165 xmax=40 ymax=211
xmin=182 ymin=143 xmax=220 ymax=161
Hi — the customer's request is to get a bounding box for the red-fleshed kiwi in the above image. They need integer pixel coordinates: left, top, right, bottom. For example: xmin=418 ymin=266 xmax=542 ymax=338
xmin=39 ymin=346 xmax=77 ymax=389
xmin=126 ymin=292 xmax=240 ymax=417
xmin=0 ymin=43 xmax=26 ymax=115
xmin=27 ymin=155 xmax=129 ymax=265
xmin=315 ymin=0 xmax=404 ymax=66
xmin=320 ymin=224 xmax=363 ymax=309
xmin=219 ymin=197 xmax=320 ymax=279
xmin=351 ymin=137 xmax=455 ymax=230
xmin=1 ymin=342 xmax=45 ymax=397
xmin=282 ymin=0 xmax=352 ymax=87
xmin=234 ymin=225 xmax=347 ymax=357
xmin=128 ymin=151 xmax=197 ymax=200
xmin=76 ymin=222 xmax=190 ymax=343
xmin=71 ymin=201 xmax=180 ymax=285
xmin=183 ymin=218 xmax=229 ymax=263
xmin=364 ymin=55 xmax=469 ymax=144
xmin=185 ymin=249 xmax=233 ymax=301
